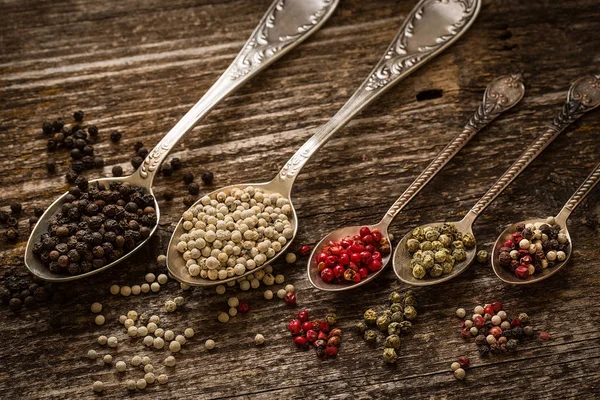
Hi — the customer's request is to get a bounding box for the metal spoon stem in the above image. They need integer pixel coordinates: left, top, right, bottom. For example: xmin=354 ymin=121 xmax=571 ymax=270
xmin=556 ymin=162 xmax=600 ymax=225
xmin=379 ymin=74 xmax=525 ymax=227
xmin=464 ymin=74 xmax=600 ymax=225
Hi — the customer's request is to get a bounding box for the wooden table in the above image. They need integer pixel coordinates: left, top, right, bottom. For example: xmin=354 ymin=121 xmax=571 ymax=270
xmin=1 ymin=0 xmax=599 ymax=398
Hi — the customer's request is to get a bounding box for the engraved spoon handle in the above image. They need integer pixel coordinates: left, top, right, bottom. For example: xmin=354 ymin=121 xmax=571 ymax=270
xmin=132 ymin=0 xmax=339 ymax=186
xmin=379 ymin=74 xmax=525 ymax=227
xmin=273 ymin=0 xmax=482 ymax=195
xmin=464 ymin=74 xmax=600 ymax=224
xmin=556 ymin=162 xmax=600 ymax=225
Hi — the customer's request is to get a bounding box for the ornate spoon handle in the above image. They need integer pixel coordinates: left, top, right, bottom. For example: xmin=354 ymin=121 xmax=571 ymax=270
xmin=133 ymin=0 xmax=339 ymax=185
xmin=380 ymin=74 xmax=525 ymax=226
xmin=556 ymin=162 xmax=600 ymax=224
xmin=465 ymin=74 xmax=600 ymax=222
xmin=274 ymin=0 xmax=482 ymax=194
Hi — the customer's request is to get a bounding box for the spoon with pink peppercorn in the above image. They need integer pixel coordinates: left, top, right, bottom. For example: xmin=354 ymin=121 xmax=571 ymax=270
xmin=168 ymin=0 xmax=483 ymax=287
xmin=24 ymin=0 xmax=340 ymax=282
xmin=308 ymin=73 xmax=525 ymax=291
xmin=492 ymin=160 xmax=600 ymax=284
xmin=395 ymin=74 xmax=600 ymax=286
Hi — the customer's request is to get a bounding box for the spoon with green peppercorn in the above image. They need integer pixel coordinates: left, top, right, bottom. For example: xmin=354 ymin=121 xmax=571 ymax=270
xmin=168 ymin=0 xmax=484 ymax=287
xmin=492 ymin=160 xmax=600 ymax=284
xmin=309 ymin=74 xmax=525 ymax=291
xmin=395 ymin=74 xmax=600 ymax=286
xmin=24 ymin=0 xmax=340 ymax=282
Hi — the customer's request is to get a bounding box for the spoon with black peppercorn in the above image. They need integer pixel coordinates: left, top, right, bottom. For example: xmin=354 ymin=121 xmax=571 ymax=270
xmin=394 ymin=74 xmax=600 ymax=286
xmin=308 ymin=73 xmax=525 ymax=291
xmin=168 ymin=0 xmax=484 ymax=287
xmin=24 ymin=0 xmax=340 ymax=282
xmin=492 ymin=160 xmax=600 ymax=284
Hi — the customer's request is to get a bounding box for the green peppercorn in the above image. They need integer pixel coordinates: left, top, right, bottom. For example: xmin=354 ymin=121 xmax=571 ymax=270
xmin=398 ymin=321 xmax=412 ymax=334
xmin=523 ymin=326 xmax=534 ymax=337
xmin=406 ymin=239 xmax=420 ymax=253
xmin=389 ymin=291 xmax=402 ymax=303
xmin=442 ymin=261 xmax=454 ymax=274
xmin=364 ymin=309 xmax=378 ymax=325
xmin=391 ymin=311 xmax=404 ymax=323
xmin=506 ymin=339 xmax=518 ymax=352
xmin=388 ymin=322 xmax=402 ymax=336
xmin=383 ymin=348 xmax=398 ymax=364
xmin=411 ymin=227 xmax=425 ymax=241
xmin=439 ymin=234 xmax=452 ymax=247
xmin=325 ymin=313 xmax=337 ymax=325
xmin=402 ymin=295 xmax=417 ymax=307
xmin=434 ymin=250 xmax=446 ymax=263
xmin=462 ymin=233 xmax=476 ymax=248
xmin=390 ymin=303 xmax=403 ymax=313
xmin=420 ymin=241 xmax=433 ymax=251
xmin=476 ymin=250 xmax=488 ymax=263
xmin=452 ymin=240 xmax=464 ymax=250
xmin=356 ymin=321 xmax=367 ymax=334
xmin=518 ymin=313 xmax=529 ymax=323
xmin=364 ymin=330 xmax=378 ymax=343
xmin=453 ymin=248 xmax=467 ymax=262
xmin=384 ymin=334 xmax=401 ymax=350
xmin=421 ymin=255 xmax=434 ymax=268
xmin=376 ymin=314 xmax=391 ymax=332
xmin=404 ymin=306 xmax=417 ymax=321
xmin=412 ymin=265 xmax=426 ymax=279
xmin=429 ymin=264 xmax=443 ymax=277
xmin=424 ymin=229 xmax=440 ymax=242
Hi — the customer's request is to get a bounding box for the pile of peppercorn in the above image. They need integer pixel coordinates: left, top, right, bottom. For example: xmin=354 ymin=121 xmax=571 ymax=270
xmin=357 ymin=290 xmax=417 ymax=364
xmin=497 ymin=216 xmax=570 ymax=279
xmin=406 ymin=223 xmax=475 ymax=279
xmin=316 ymin=226 xmax=390 ymax=285
xmin=43 ymin=111 xmax=107 ymax=183
xmin=1 ymin=274 xmax=69 ymax=313
xmin=31 ymin=181 xmax=157 ymax=276
xmin=288 ymin=310 xmax=341 ymax=358
xmin=456 ymin=302 xmax=550 ymax=357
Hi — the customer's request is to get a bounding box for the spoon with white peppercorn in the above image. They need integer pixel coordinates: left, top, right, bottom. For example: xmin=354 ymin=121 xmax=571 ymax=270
xmin=395 ymin=74 xmax=600 ymax=286
xmin=167 ymin=0 xmax=483 ymax=287
xmin=308 ymin=74 xmax=525 ymax=291
xmin=492 ymin=160 xmax=600 ymax=284
xmin=24 ymin=0 xmax=340 ymax=282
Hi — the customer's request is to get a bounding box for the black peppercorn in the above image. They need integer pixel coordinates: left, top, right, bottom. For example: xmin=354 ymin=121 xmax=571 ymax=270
xmin=112 ymin=165 xmax=123 ymax=177
xmin=33 ymin=207 xmax=44 ymax=217
xmin=161 ymin=164 xmax=173 ymax=177
xmin=63 ymin=136 xmax=74 ymax=148
xmin=8 ymin=297 xmax=22 ymax=312
xmin=201 ymin=170 xmax=214 ymax=184
xmin=70 ymin=148 xmax=83 ymax=160
xmin=133 ymin=141 xmax=144 ymax=151
xmin=188 ymin=182 xmax=200 ymax=195
xmin=110 ymin=130 xmax=122 ymax=143
xmin=82 ymin=156 xmax=94 ymax=169
xmin=47 ymin=139 xmax=58 ymax=151
xmin=29 ymin=216 xmax=39 ymax=226
xmin=45 ymin=158 xmax=57 ymax=173
xmin=137 ymin=147 xmax=149 ymax=158
xmin=512 ymin=326 xmax=524 ymax=339
xmin=52 ymin=118 xmax=65 ymax=132
xmin=93 ymin=157 xmax=104 ymax=168
xmin=73 ymin=130 xmax=87 ymax=140
xmin=53 ymin=132 xmax=64 ymax=143
xmin=131 ymin=156 xmax=143 ymax=169
xmin=163 ymin=189 xmax=175 ymax=201
xmin=88 ymin=125 xmax=98 ymax=137
xmin=170 ymin=157 xmax=182 ymax=171
xmin=70 ymin=160 xmax=85 ymax=173
xmin=42 ymin=121 xmax=54 ymax=135
xmin=83 ymin=145 xmax=94 ymax=156
xmin=5 ymin=228 xmax=19 ymax=241
xmin=10 ymin=203 xmax=22 ymax=214
xmin=477 ymin=345 xmax=490 ymax=357
xmin=0 ymin=211 xmax=9 ymax=224
xmin=182 ymin=172 xmax=194 ymax=184
xmin=183 ymin=195 xmax=196 ymax=207
xmin=73 ymin=110 xmax=84 ymax=122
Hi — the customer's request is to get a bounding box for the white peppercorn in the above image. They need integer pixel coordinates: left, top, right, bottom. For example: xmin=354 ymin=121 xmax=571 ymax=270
xmin=174 ymin=296 xmax=185 ymax=306
xmin=175 ymin=335 xmax=186 ymax=345
xmin=164 ymin=330 xmax=175 ymax=341
xmin=165 ymin=300 xmax=177 ymax=313
xmin=164 ymin=356 xmax=176 ymax=367
xmin=137 ymin=326 xmax=148 ymax=337
xmin=141 ymin=283 xmax=150 ymax=293
xmin=115 ymin=360 xmax=127 ymax=372
xmin=216 ymin=285 xmax=226 ymax=295
xmin=131 ymin=285 xmax=141 ymax=295
xmin=284 ymin=284 xmax=294 ymax=293
xmin=131 ymin=355 xmax=142 ymax=366
xmin=157 ymin=254 xmax=167 ymax=266
xmin=92 ymin=381 xmax=104 ymax=393
xmin=157 ymin=274 xmax=168 ymax=284
xmin=157 ymin=374 xmax=168 ymax=384
xmin=120 ymin=286 xmax=132 ymax=297
xmin=285 ymin=253 xmax=297 ymax=264
xmin=142 ymin=356 xmax=151 ymax=365
xmin=143 ymin=336 xmax=154 ymax=346
xmin=455 ymin=308 xmax=466 ymax=318
xmin=136 ymin=379 xmax=147 ymax=390
xmin=218 ymin=312 xmax=229 ymax=323
xmin=153 ymin=337 xmax=165 ymax=349
xmin=95 ymin=315 xmax=105 ymax=326
xmin=155 ymin=328 xmax=164 ymax=337
xmin=205 ymin=339 xmax=216 ymax=350
xmin=110 ymin=285 xmax=120 ymax=295
xmin=87 ymin=349 xmax=98 ymax=359
xmin=97 ymin=335 xmax=108 ymax=346
xmin=150 ymin=282 xmax=161 ymax=292
xmin=450 ymin=361 xmax=461 ymax=371
xmin=124 ymin=318 xmax=134 ymax=329
xmin=126 ymin=380 xmax=137 ymax=391
xmin=277 ymin=289 xmax=286 ymax=299
xmin=275 ymin=274 xmax=285 ymax=284
xmin=254 ymin=334 xmax=265 ymax=345
xmin=184 ymin=328 xmax=195 ymax=338
xmin=454 ymin=368 xmax=466 ymax=380
xmin=102 ymin=354 xmax=113 ymax=364
xmin=128 ymin=326 xmax=138 ymax=337
xmin=90 ymin=302 xmax=102 ymax=313
xmin=149 ymin=315 xmax=160 ymax=323
xmin=144 ymin=364 xmax=154 ymax=373
xmin=107 ymin=336 xmax=118 ymax=348
xmin=263 ymin=290 xmax=273 ymax=300
xmin=169 ymin=340 xmax=181 ymax=353
xmin=228 ymin=297 xmax=239 ymax=308
xmin=228 ymin=307 xmax=238 ymax=317
xmin=144 ymin=372 xmax=155 ymax=384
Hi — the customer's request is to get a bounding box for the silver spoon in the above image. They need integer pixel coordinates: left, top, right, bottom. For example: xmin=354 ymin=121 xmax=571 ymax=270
xmin=492 ymin=159 xmax=600 ymax=284
xmin=24 ymin=0 xmax=340 ymax=282
xmin=395 ymin=74 xmax=600 ymax=286
xmin=308 ymin=74 xmax=524 ymax=291
xmin=168 ymin=0 xmax=483 ymax=287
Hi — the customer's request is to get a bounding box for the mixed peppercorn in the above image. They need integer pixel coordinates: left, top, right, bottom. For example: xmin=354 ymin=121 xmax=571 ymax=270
xmin=358 ymin=290 xmax=417 ymax=364
xmin=405 ymin=223 xmax=475 ymax=279
xmin=316 ymin=226 xmax=390 ymax=285
xmin=288 ymin=310 xmax=341 ymax=358
xmin=497 ymin=217 xmax=570 ymax=279
xmin=456 ymin=301 xmax=550 ymax=358
xmin=31 ymin=181 xmax=157 ymax=275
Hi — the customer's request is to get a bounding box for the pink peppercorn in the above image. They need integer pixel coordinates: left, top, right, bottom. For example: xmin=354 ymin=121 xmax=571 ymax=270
xmin=359 ymin=227 xmax=371 ymax=237
xmin=484 ymin=305 xmax=494 ymax=315
xmin=489 ymin=326 xmax=502 ymax=338
xmin=511 ymin=318 xmax=521 ymax=328
xmin=237 ymin=302 xmax=249 ymax=314
xmin=302 ymin=321 xmax=313 ymax=332
xmin=461 ymin=328 xmax=471 ymax=338
xmin=293 ymin=336 xmax=308 ymax=347
xmin=306 ymin=330 xmax=318 ymax=342
xmin=515 ymin=265 xmax=529 ymax=279
xmin=319 ymin=321 xmax=330 ymax=333
xmin=325 ymin=347 xmax=338 ymax=357
xmin=298 ymin=310 xmax=309 ymax=323
xmin=300 ymin=245 xmax=311 ymax=256
xmin=321 ymin=268 xmax=334 ymax=282
xmin=457 ymin=356 xmax=470 ymax=368
xmin=474 ymin=316 xmax=485 ymax=329
xmin=491 ymin=301 xmax=503 ymax=312
xmin=284 ymin=292 xmax=297 ymax=306
xmin=539 ymin=332 xmax=551 ymax=340
xmin=288 ymin=320 xmax=301 ymax=335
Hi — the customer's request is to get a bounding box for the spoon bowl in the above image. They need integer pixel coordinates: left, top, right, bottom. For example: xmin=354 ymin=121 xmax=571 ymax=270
xmin=307 ymin=222 xmax=390 ymax=292
xmin=25 ymin=175 xmax=159 ymax=282
xmin=394 ymin=218 xmax=476 ymax=286
xmin=491 ymin=217 xmax=572 ymax=285
xmin=167 ymin=178 xmax=298 ymax=286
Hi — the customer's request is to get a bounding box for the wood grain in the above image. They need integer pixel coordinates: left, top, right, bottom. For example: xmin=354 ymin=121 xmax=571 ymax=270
xmin=1 ymin=0 xmax=599 ymax=399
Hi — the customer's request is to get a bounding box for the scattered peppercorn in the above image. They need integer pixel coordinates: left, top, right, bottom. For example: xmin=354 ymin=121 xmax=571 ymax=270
xmin=170 ymin=157 xmax=182 ymax=171
xmin=110 ymin=130 xmax=122 ymax=142
xmin=161 ymin=164 xmax=173 ymax=177
xmin=10 ymin=203 xmax=22 ymax=214
xmin=131 ymin=156 xmax=143 ymax=169
xmin=163 ymin=189 xmax=175 ymax=201
xmin=288 ymin=309 xmax=341 ymax=359
xmin=73 ymin=110 xmax=84 ymax=122
xmin=45 ymin=158 xmax=57 ymax=173
xmin=201 ymin=171 xmax=214 ymax=184
xmin=183 ymin=172 xmax=194 ymax=185
xmin=112 ymin=165 xmax=123 ymax=177
xmin=188 ymin=182 xmax=200 ymax=196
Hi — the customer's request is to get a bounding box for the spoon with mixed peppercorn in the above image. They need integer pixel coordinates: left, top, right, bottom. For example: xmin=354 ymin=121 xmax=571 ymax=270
xmin=395 ymin=74 xmax=600 ymax=286
xmin=492 ymin=160 xmax=600 ymax=284
xmin=308 ymin=74 xmax=525 ymax=291
xmin=24 ymin=0 xmax=340 ymax=282
xmin=167 ymin=0 xmax=483 ymax=287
